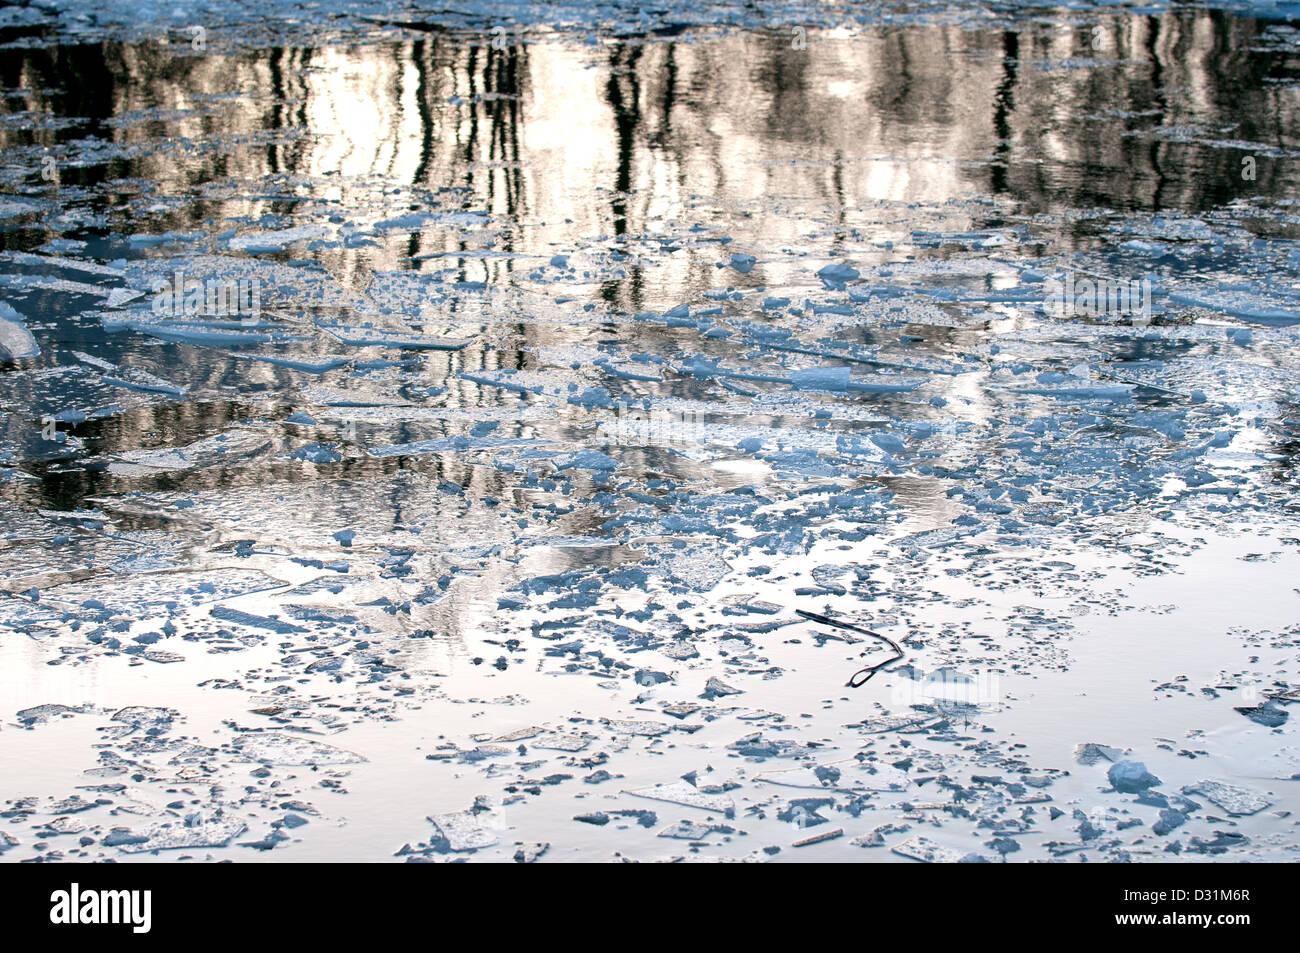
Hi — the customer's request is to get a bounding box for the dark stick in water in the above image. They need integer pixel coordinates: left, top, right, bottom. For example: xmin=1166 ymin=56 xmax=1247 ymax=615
xmin=795 ymin=609 xmax=907 ymax=688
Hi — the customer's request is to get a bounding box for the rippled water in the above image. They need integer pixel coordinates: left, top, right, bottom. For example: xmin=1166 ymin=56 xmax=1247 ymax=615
xmin=1 ymin=4 xmax=1299 ymax=862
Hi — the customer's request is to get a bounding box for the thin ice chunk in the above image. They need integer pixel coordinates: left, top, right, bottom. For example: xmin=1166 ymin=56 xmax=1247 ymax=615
xmin=430 ymin=812 xmax=499 ymax=852
xmin=1182 ymin=780 xmax=1272 ymax=816
xmin=233 ymin=734 xmax=367 ymax=766
xmin=0 ymin=303 xmax=38 ymax=359
xmin=323 ymin=326 xmax=468 ymax=350
xmin=117 ymin=819 xmax=247 ymax=853
xmin=533 ymin=733 xmax=591 ymax=752
xmin=658 ymin=820 xmax=722 ymax=840
xmin=16 ymin=704 xmax=79 ymax=724
xmin=892 ymin=836 xmax=964 ymax=864
xmin=625 ymin=780 xmax=734 ymax=814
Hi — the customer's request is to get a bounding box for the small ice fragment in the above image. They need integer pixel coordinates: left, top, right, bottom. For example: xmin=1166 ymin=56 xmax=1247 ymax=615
xmin=324 ymin=325 xmax=468 ymax=350
xmin=287 ymin=443 xmax=342 ymax=463
xmin=1234 ymin=702 xmax=1287 ymax=727
xmin=625 ymin=779 xmax=734 ymax=815
xmin=634 ymin=669 xmax=672 ymax=687
xmin=111 ymin=706 xmax=175 ymax=729
xmin=567 ymin=387 xmax=611 ymax=408
xmin=605 ymin=719 xmax=671 ymax=737
xmin=553 ymin=449 xmax=620 ymax=472
xmin=663 ymin=702 xmax=701 ymax=719
xmin=229 ymin=223 xmax=331 ymax=253
xmin=1153 ymin=809 xmax=1186 ymax=836
xmin=105 ymin=288 xmax=143 ymax=307
xmin=891 ymin=835 xmax=963 ymax=864
xmin=0 ymin=302 xmax=38 ymax=360
xmin=789 ymin=366 xmax=849 ymax=391
xmin=792 ymin=828 xmax=843 ymax=848
xmin=233 ymin=733 xmax=366 ymax=766
xmin=1182 ymin=780 xmax=1271 ymax=816
xmin=210 ymin=606 xmax=304 ymax=634
xmin=1107 ymin=760 xmax=1161 ymax=793
xmin=514 ymin=842 xmax=549 ymax=862
xmin=102 ymin=828 xmax=149 ymax=847
xmin=1074 ymin=743 xmax=1125 ymax=765
xmin=493 ymin=726 xmax=541 ymax=743
xmin=533 ymin=733 xmax=591 ymax=752
xmin=816 ymin=263 xmax=859 ymax=290
xmin=728 ymin=253 xmax=756 ymax=273
xmin=702 ymin=677 xmax=742 ymax=700
xmin=117 ymin=820 xmax=246 ymax=853
xmin=870 ymin=432 xmax=906 ymax=453
xmin=429 ymin=812 xmax=499 ymax=852
xmin=16 ymin=703 xmax=78 ymax=724
xmin=657 ymin=820 xmax=717 ymax=840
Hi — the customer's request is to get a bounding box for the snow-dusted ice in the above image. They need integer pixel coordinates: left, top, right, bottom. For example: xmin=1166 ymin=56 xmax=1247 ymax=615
xmin=0 ymin=0 xmax=1299 ymax=862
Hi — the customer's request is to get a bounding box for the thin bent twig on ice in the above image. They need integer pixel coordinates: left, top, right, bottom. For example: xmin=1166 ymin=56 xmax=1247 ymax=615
xmin=795 ymin=609 xmax=908 ymax=688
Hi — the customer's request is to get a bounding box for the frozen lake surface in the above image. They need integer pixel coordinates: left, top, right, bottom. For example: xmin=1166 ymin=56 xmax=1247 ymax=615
xmin=1 ymin=0 xmax=1299 ymax=862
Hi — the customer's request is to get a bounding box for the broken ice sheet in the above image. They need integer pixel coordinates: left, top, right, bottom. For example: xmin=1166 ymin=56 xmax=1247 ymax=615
xmin=792 ymin=828 xmax=844 ymax=848
xmin=604 ymin=719 xmax=673 ymax=738
xmin=44 ymin=816 xmax=88 ymax=835
xmin=322 ymin=325 xmax=470 ymax=351
xmin=755 ymin=760 xmax=910 ymax=793
xmin=105 ymin=426 xmax=281 ymax=477
xmin=1182 ymin=780 xmax=1272 ymax=816
xmin=429 ymin=812 xmax=500 ymax=852
xmin=111 ymin=706 xmax=177 ymax=731
xmin=40 ymin=568 xmax=282 ymax=616
xmin=232 ymin=734 xmax=366 ymax=767
xmin=492 ymin=726 xmax=542 ymax=743
xmin=15 ymin=703 xmax=82 ymax=725
xmin=531 ymin=733 xmax=592 ymax=752
xmin=116 ymin=819 xmax=247 ymax=853
xmin=625 ymin=780 xmax=735 ymax=815
xmin=1074 ymin=742 xmax=1126 ymax=765
xmin=850 ymin=713 xmax=945 ymax=734
xmin=658 ymin=819 xmax=730 ymax=841
xmin=891 ymin=836 xmax=966 ymax=864
xmin=513 ymin=842 xmax=548 ymax=863
xmin=653 ymin=548 xmax=732 ymax=592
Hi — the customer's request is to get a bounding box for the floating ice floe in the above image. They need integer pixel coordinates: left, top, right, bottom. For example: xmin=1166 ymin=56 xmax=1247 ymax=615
xmin=625 ymin=779 xmax=735 ymax=814
xmin=229 ymin=224 xmax=333 ymax=253
xmin=232 ymin=734 xmax=367 ymax=766
xmin=1182 ymin=780 xmax=1272 ymax=816
xmin=0 ymin=302 xmax=38 ymax=360
xmin=429 ymin=811 xmax=500 ymax=852
xmin=322 ymin=325 xmax=469 ymax=350
xmin=116 ymin=819 xmax=248 ymax=853
xmin=891 ymin=835 xmax=965 ymax=864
